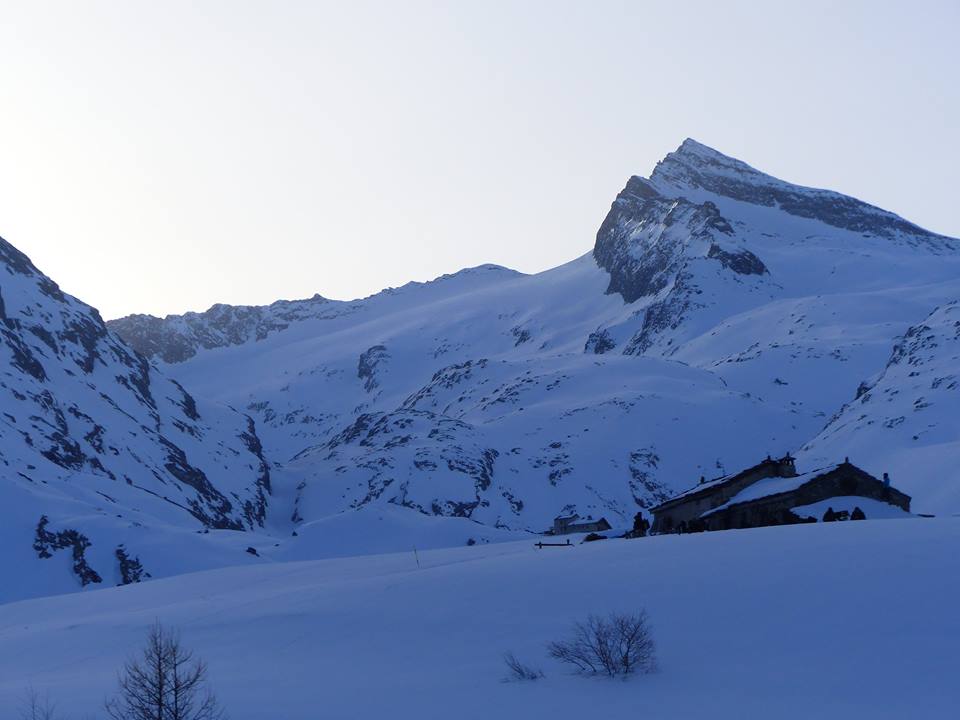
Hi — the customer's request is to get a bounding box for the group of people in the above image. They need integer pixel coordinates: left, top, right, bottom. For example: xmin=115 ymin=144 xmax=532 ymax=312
xmin=630 ymin=512 xmax=651 ymax=537
xmin=823 ymin=506 xmax=866 ymax=522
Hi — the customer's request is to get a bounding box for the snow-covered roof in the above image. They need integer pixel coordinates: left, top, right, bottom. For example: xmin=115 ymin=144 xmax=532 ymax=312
xmin=654 ymin=456 xmax=789 ymax=508
xmin=666 ymin=474 xmax=733 ymax=502
xmin=701 ymin=465 xmax=841 ymax=516
xmin=569 ymin=517 xmax=609 ymax=526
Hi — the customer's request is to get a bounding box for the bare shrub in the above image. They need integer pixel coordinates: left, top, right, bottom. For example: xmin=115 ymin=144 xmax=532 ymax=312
xmin=502 ymin=652 xmax=545 ymax=681
xmin=105 ymin=622 xmax=226 ymax=720
xmin=19 ymin=687 xmax=59 ymax=720
xmin=547 ymin=610 xmax=656 ymax=677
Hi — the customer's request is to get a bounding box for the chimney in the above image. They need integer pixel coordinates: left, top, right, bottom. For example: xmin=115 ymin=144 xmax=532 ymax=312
xmin=778 ymin=453 xmax=797 ymax=477
xmin=883 ymin=472 xmax=890 ymax=487
xmin=699 ymin=475 xmax=705 ymax=485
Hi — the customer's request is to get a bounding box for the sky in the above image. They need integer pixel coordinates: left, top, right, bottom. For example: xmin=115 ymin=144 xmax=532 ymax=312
xmin=0 ymin=1 xmax=957 ymax=320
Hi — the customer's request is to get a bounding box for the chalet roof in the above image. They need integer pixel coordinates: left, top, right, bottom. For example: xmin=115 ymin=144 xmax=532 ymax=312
xmin=554 ymin=514 xmax=579 ymax=522
xmin=701 ymin=464 xmax=842 ymax=516
xmin=565 ymin=517 xmax=611 ymax=529
xmin=574 ymin=517 xmax=610 ymax=526
xmin=566 ymin=516 xmax=608 ymax=525
xmin=651 ymin=456 xmax=790 ymax=511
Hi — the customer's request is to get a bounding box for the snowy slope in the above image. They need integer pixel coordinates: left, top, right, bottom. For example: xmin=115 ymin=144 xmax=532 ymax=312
xmin=1 ymin=518 xmax=957 ymax=719
xmin=110 ymin=140 xmax=960 ymax=539
xmin=799 ymin=301 xmax=960 ymax=511
xmin=118 ymin=255 xmax=809 ymax=533
xmin=0 ymin=237 xmax=273 ymax=601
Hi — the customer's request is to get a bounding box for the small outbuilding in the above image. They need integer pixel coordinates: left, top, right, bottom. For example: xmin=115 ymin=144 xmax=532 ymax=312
xmin=650 ymin=455 xmax=910 ymax=534
xmin=551 ymin=514 xmax=612 ymax=535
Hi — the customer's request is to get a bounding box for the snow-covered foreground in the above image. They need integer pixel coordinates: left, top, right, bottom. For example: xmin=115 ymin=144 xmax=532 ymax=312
xmin=2 ymin=518 xmax=957 ymax=719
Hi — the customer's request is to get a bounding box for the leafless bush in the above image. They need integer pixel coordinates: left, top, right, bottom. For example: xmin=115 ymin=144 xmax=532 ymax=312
xmin=19 ymin=687 xmax=59 ymax=720
xmin=547 ymin=610 xmax=656 ymax=677
xmin=105 ymin=622 xmax=226 ymax=720
xmin=502 ymin=652 xmax=544 ymax=681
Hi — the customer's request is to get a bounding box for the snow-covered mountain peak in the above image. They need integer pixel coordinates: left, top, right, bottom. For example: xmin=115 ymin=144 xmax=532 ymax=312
xmin=650 ymin=140 xmax=955 ymax=249
xmin=0 ymin=233 xmax=280 ymax=599
xmin=675 ymin=137 xmax=740 ymax=163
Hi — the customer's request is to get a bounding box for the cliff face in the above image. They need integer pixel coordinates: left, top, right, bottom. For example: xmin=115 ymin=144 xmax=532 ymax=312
xmin=109 ymin=294 xmax=337 ymax=364
xmin=593 ymin=174 xmax=764 ymax=305
xmin=0 ymin=234 xmax=273 ymax=597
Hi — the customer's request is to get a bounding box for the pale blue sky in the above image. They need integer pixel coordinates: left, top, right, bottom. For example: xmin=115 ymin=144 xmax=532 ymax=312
xmin=1 ymin=1 xmax=957 ymax=318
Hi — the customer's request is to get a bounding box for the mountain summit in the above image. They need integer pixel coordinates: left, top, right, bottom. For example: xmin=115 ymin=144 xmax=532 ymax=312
xmin=651 ymin=139 xmax=954 ymax=246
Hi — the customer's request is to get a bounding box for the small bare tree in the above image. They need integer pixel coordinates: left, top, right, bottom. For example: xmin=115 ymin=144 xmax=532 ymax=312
xmin=105 ymin=622 xmax=226 ymax=720
xmin=502 ymin=652 xmax=544 ymax=681
xmin=19 ymin=687 xmax=59 ymax=720
xmin=548 ymin=610 xmax=656 ymax=677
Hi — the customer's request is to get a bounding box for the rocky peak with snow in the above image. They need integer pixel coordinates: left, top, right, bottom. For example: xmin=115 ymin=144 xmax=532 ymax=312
xmin=0 ymin=234 xmax=275 ymax=598
xmin=650 ymin=139 xmax=956 ymax=249
xmin=110 ymin=293 xmax=338 ymax=364
xmin=593 ymin=174 xmax=765 ymax=305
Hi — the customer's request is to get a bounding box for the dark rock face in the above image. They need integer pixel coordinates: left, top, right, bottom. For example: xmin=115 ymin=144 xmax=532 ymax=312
xmin=511 ymin=326 xmax=532 ymax=346
xmin=358 ymin=344 xmax=390 ymax=393
xmin=239 ymin=416 xmax=272 ymax=527
xmin=593 ymin=177 xmax=738 ymax=304
xmin=593 ymin=178 xmax=679 ymax=303
xmin=622 ymin=273 xmax=698 ymax=356
xmin=109 ymin=294 xmax=334 ymax=364
xmin=159 ymin=437 xmax=240 ymax=529
xmin=707 ymin=243 xmax=767 ymax=275
xmin=0 ymin=235 xmax=271 ymax=536
xmin=109 ymin=314 xmax=197 ymax=363
xmin=584 ymin=329 xmax=616 ymax=354
xmin=401 ymin=359 xmax=489 ymax=410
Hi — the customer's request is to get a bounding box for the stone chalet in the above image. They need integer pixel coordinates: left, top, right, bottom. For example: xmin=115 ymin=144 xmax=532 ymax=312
xmin=551 ymin=514 xmax=612 ymax=535
xmin=650 ymin=455 xmax=911 ymax=534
